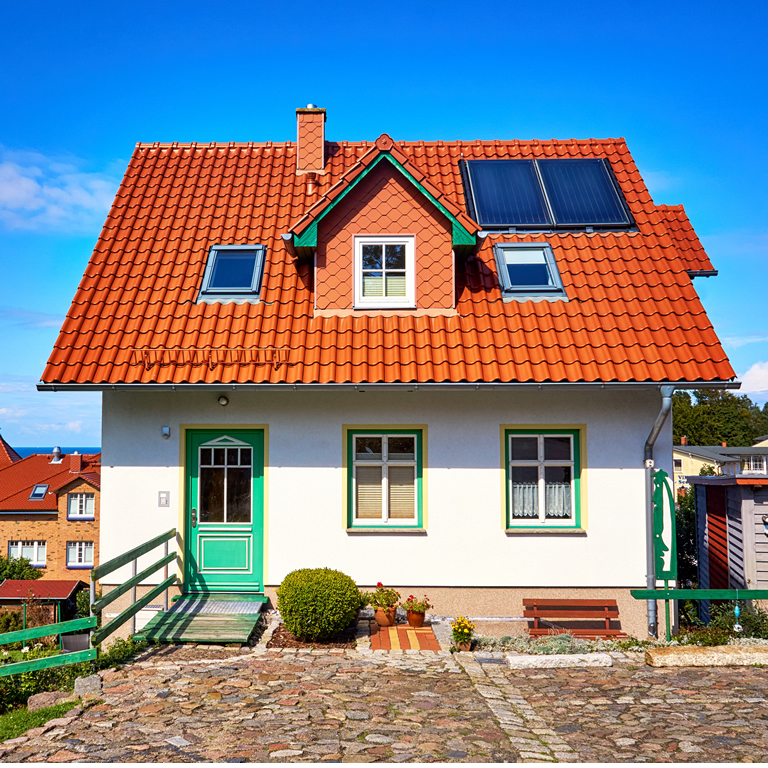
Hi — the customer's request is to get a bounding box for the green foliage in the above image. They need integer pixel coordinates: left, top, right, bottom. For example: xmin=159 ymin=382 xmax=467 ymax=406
xmin=0 ymin=611 xmax=22 ymax=634
xmin=76 ymin=588 xmax=102 ymax=628
xmin=0 ymin=700 xmax=78 ymax=741
xmin=0 ymin=555 xmax=43 ymax=581
xmin=675 ymin=485 xmax=698 ymax=590
xmin=364 ymin=583 xmax=401 ymax=609
xmin=673 ymin=390 xmax=768 ymax=447
xmin=0 ymin=636 xmax=146 ymax=715
xmin=277 ymin=568 xmax=362 ymax=642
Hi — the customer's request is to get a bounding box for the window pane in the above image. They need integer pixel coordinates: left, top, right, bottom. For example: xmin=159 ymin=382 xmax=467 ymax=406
xmin=385 ymin=274 xmax=406 ymax=297
xmin=362 ymin=244 xmax=382 ymax=270
xmin=356 ymin=465 xmax=382 ymax=519
xmin=504 ymin=249 xmax=553 ymax=287
xmin=388 ymin=436 xmax=415 ymax=461
xmin=83 ymin=542 xmax=94 ymax=565
xmin=22 ymin=542 xmax=34 ymax=560
xmin=85 ymin=495 xmax=95 ymax=515
xmin=200 ymin=467 xmax=225 ymax=523
xmin=545 ymin=466 xmax=572 ymax=519
xmin=213 ymin=448 xmax=225 ymax=466
xmin=68 ymin=494 xmax=79 ymax=516
xmin=240 ymin=448 xmax=251 ymax=466
xmin=362 ymin=274 xmax=383 ymax=297
xmin=510 ymin=437 xmax=538 ymax=461
xmin=227 ymin=467 xmax=251 ymax=523
xmin=227 ymin=448 xmax=239 ymax=466
xmin=544 ymin=436 xmax=571 ymax=461
xmin=389 ymin=466 xmax=415 ymax=519
xmin=210 ymin=252 xmax=257 ymax=289
xmin=38 ymin=542 xmax=46 ymax=562
xmin=67 ymin=543 xmax=77 ymax=564
xmin=356 ymin=437 xmax=382 ymax=461
xmin=511 ymin=466 xmax=539 ymax=518
xmin=385 ymin=244 xmax=406 ymax=270
xmin=8 ymin=542 xmax=19 ymax=559
xmin=200 ymin=448 xmax=212 ymax=465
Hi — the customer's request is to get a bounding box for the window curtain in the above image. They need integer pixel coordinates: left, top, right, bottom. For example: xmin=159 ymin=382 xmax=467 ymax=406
xmin=511 ymin=482 xmax=538 ymax=518
xmin=545 ymin=482 xmax=572 ymax=518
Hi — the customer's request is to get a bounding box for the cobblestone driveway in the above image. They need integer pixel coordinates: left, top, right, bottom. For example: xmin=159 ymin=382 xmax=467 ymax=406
xmin=2 ymin=646 xmax=767 ymax=763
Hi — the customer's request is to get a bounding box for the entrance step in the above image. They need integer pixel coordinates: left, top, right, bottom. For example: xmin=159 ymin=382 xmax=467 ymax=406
xmin=134 ymin=593 xmax=268 ymax=644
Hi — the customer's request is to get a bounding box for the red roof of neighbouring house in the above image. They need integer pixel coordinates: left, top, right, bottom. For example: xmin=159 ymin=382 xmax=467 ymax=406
xmin=0 ymin=579 xmax=82 ymax=601
xmin=0 ymin=434 xmax=21 ymax=467
xmin=0 ymin=453 xmax=100 ymax=512
xmin=40 ymin=132 xmax=735 ymax=386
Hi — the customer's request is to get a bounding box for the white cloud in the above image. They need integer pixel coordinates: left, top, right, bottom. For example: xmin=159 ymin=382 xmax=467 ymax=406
xmin=739 ymin=361 xmax=768 ymax=397
xmin=723 ymin=335 xmax=768 ymax=349
xmin=0 ymin=145 xmax=122 ymax=234
xmin=0 ymin=307 xmax=65 ymax=330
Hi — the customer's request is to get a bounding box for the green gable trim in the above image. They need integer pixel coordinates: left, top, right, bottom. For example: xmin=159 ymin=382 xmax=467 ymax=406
xmin=293 ymin=153 xmax=476 ymax=250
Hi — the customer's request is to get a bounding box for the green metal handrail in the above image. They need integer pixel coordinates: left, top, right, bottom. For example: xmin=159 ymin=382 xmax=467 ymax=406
xmin=92 ymin=529 xmax=176 ymax=581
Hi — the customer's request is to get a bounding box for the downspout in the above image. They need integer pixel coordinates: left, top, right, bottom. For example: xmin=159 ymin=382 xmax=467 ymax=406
xmin=643 ymin=384 xmax=675 ymax=637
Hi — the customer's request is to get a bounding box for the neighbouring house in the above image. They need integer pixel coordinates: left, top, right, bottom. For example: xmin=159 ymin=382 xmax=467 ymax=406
xmin=0 ymin=438 xmax=101 ymax=580
xmin=38 ymin=106 xmax=737 ymax=639
xmin=0 ymin=579 xmax=84 ymax=627
xmin=674 ymin=440 xmax=768 ymax=495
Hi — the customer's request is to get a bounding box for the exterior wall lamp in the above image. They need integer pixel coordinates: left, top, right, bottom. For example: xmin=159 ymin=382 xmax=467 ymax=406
xmin=218 ymin=396 xmax=229 ymax=406
xmin=161 ymin=426 xmax=171 ymax=439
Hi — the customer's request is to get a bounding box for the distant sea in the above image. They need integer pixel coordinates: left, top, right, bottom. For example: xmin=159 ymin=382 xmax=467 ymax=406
xmin=14 ymin=447 xmax=101 ymax=458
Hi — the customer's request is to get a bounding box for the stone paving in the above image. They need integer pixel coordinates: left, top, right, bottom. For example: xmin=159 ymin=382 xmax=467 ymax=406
xmin=1 ymin=629 xmax=768 ymax=762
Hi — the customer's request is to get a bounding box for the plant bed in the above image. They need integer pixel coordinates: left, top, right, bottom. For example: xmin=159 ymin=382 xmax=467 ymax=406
xmin=0 ymin=700 xmax=79 ymax=742
xmin=266 ymin=623 xmax=357 ymax=650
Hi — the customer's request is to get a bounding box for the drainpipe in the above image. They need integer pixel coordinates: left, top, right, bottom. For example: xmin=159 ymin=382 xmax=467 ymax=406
xmin=643 ymin=384 xmax=675 ymax=637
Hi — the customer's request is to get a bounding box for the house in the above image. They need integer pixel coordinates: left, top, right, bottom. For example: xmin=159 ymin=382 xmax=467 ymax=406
xmin=38 ymin=106 xmax=736 ymax=640
xmin=0 ymin=439 xmax=101 ymax=580
xmin=689 ymin=473 xmax=768 ymax=617
xmin=0 ymin=579 xmax=84 ymax=627
xmin=674 ymin=441 xmax=768 ymax=496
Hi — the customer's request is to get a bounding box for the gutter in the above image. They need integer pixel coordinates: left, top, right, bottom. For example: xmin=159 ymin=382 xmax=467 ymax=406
xmin=643 ymin=384 xmax=675 ymax=638
xmin=37 ymin=380 xmax=741 ymax=393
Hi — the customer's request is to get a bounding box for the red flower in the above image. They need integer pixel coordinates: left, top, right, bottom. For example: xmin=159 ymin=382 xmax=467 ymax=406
xmin=377 ymin=582 xmax=383 ymax=588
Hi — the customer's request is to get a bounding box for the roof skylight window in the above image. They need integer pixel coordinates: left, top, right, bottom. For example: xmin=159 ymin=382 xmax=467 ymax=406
xmin=463 ymin=158 xmax=632 ymax=230
xmin=493 ymin=243 xmax=567 ymax=301
xmin=198 ymin=245 xmax=266 ymax=301
xmin=29 ymin=484 xmax=49 ymax=501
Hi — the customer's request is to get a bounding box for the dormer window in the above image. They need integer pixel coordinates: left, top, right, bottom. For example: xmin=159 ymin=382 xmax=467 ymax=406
xmin=354 ymin=236 xmax=415 ymax=309
xmin=29 ymin=484 xmax=48 ymax=500
xmin=493 ymin=243 xmax=567 ymax=301
xmin=198 ymin=245 xmax=266 ymax=302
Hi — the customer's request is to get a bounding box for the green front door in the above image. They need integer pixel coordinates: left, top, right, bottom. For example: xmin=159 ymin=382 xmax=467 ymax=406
xmin=185 ymin=430 xmax=264 ymax=593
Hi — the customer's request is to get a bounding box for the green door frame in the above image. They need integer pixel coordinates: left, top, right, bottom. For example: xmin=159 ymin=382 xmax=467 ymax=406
xmin=184 ymin=429 xmax=264 ymax=593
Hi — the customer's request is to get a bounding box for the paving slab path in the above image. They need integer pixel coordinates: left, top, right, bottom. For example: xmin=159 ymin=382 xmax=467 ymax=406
xmin=2 ymin=644 xmax=767 ymax=763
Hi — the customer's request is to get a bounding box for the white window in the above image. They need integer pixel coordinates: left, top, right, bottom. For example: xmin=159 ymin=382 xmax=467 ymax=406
xmin=673 ymin=459 xmax=683 ymax=472
xmin=29 ymin=484 xmax=48 ymax=501
xmin=742 ymin=455 xmax=767 ymax=474
xmin=351 ymin=433 xmax=420 ymax=526
xmin=493 ymin=243 xmax=567 ymax=299
xmin=8 ymin=540 xmax=46 ymax=567
xmin=507 ymin=432 xmax=579 ymax=527
xmin=354 ymin=236 xmax=415 ymax=308
xmin=68 ymin=492 xmax=96 ymax=519
xmin=67 ymin=541 xmax=94 ymax=568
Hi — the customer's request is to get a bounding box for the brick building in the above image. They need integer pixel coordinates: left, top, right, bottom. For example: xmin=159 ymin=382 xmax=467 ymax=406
xmin=0 ymin=435 xmax=100 ymax=580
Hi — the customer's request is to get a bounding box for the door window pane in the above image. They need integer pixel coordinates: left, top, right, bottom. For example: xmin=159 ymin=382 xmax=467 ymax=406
xmin=200 ymin=467 xmax=225 ymax=523
xmin=213 ymin=448 xmax=225 ymax=466
xmin=240 ymin=447 xmax=251 ymax=466
xmin=227 ymin=467 xmax=252 ymax=523
xmin=200 ymin=448 xmax=212 ymax=465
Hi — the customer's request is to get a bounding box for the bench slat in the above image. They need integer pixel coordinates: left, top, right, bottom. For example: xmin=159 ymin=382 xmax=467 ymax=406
xmin=523 ymin=609 xmax=619 ymax=619
xmin=523 ymin=599 xmax=619 ymax=607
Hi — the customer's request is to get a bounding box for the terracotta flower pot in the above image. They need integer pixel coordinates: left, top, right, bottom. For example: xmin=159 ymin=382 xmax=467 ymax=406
xmin=456 ymin=641 xmax=472 ymax=652
xmin=407 ymin=610 xmax=425 ymax=628
xmin=374 ymin=607 xmax=397 ymax=627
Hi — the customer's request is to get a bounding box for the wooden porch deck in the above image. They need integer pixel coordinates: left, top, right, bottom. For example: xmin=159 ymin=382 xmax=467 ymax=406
xmin=134 ymin=593 xmax=268 ymax=644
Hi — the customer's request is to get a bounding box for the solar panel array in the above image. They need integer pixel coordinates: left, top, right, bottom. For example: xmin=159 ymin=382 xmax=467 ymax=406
xmin=465 ymin=159 xmax=631 ymax=229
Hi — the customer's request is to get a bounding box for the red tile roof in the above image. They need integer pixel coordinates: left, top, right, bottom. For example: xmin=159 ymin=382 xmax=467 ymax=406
xmin=0 ymin=453 xmax=100 ymax=512
xmin=656 ymin=204 xmax=716 ymax=274
xmin=0 ymin=434 xmax=21 ymax=467
xmin=0 ymin=579 xmax=82 ymax=601
xmin=41 ymin=134 xmax=734 ymax=386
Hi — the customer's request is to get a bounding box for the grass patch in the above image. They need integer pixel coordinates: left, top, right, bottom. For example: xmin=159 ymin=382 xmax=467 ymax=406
xmin=0 ymin=700 xmax=77 ymax=741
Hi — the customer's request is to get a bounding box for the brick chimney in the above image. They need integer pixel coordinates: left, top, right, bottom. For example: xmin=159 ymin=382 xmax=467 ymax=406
xmin=70 ymin=452 xmax=82 ymax=473
xmin=296 ymin=105 xmax=326 ymax=193
xmin=680 ymin=436 xmax=688 ymax=446
xmin=722 ymin=441 xmax=727 ymax=448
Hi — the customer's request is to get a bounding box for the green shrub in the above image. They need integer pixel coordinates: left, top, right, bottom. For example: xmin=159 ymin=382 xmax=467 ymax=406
xmin=277 ymin=568 xmax=362 ymax=642
xmin=0 ymin=611 xmax=22 ymax=634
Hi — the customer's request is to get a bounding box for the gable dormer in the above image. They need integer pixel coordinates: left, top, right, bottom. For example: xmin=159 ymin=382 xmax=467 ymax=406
xmin=286 ymin=134 xmax=478 ymax=317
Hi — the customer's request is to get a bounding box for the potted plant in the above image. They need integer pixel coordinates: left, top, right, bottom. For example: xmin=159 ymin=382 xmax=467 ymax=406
xmin=451 ymin=616 xmax=476 ymax=651
xmin=366 ymin=582 xmax=401 ymax=626
xmin=400 ymin=594 xmax=432 ymax=628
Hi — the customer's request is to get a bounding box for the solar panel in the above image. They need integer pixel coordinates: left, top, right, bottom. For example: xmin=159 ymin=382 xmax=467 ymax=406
xmin=537 ymin=159 xmax=630 ymax=226
xmin=466 ymin=160 xmax=551 ymax=227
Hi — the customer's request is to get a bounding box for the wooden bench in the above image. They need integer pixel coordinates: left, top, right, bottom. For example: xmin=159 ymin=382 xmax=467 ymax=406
xmin=523 ymin=598 xmax=628 ymax=639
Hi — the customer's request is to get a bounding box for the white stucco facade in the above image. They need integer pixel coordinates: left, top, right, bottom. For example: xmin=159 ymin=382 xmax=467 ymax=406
xmin=99 ymin=386 xmax=672 ymax=593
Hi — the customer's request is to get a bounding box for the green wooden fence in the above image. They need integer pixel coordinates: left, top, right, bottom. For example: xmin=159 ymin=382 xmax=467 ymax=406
xmin=0 ymin=529 xmax=178 ymax=676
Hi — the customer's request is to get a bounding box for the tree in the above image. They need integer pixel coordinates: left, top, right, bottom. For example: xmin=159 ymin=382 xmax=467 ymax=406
xmin=0 ymin=555 xmax=43 ymax=581
xmin=673 ymin=389 xmax=766 ymax=446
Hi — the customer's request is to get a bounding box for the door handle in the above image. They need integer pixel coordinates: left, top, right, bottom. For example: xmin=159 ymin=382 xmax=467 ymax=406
xmin=191 ymin=508 xmax=197 ymax=528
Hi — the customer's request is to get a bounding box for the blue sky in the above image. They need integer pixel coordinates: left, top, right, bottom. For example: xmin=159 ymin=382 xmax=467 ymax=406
xmin=1 ymin=0 xmax=766 ymax=447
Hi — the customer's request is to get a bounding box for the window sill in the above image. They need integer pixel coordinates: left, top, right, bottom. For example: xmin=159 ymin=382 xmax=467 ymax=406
xmin=346 ymin=527 xmax=426 ymax=535
xmin=31 ymin=564 xmax=46 ymax=568
xmin=506 ymin=527 xmax=586 ymax=535
xmin=67 ymin=517 xmax=95 ymax=522
xmin=67 ymin=565 xmax=94 ymax=569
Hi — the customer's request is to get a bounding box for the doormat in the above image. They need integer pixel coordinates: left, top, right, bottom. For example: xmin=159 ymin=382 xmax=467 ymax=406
xmin=369 ymin=622 xmax=442 ymax=652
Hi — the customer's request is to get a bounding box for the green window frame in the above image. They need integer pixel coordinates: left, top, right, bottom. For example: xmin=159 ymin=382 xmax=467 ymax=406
xmin=347 ymin=429 xmax=423 ymax=528
xmin=505 ymin=429 xmax=581 ymax=529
